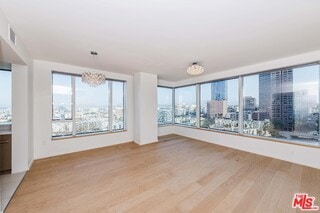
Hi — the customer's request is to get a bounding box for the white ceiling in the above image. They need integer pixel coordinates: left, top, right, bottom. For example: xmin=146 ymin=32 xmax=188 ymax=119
xmin=1 ymin=0 xmax=320 ymax=81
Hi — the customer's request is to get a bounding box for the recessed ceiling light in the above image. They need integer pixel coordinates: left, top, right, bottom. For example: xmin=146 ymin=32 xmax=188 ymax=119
xmin=187 ymin=62 xmax=204 ymax=75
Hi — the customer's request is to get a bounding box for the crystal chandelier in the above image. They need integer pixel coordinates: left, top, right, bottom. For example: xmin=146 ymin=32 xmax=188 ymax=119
xmin=187 ymin=62 xmax=204 ymax=75
xmin=81 ymin=51 xmax=106 ymax=87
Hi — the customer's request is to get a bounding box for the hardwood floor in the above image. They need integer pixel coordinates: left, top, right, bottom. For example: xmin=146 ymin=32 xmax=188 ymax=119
xmin=5 ymin=135 xmax=320 ymax=212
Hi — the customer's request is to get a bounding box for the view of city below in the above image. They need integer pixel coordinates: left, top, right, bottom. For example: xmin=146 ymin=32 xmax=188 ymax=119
xmin=0 ymin=70 xmax=11 ymax=125
xmin=157 ymin=105 xmax=173 ymax=125
xmin=2 ymin=66 xmax=319 ymax=145
xmin=174 ymin=85 xmax=197 ymax=126
xmin=158 ymin=64 xmax=320 ymax=145
xmin=200 ymin=79 xmax=239 ymax=132
xmin=157 ymin=87 xmax=173 ymax=125
xmin=175 ymin=103 xmax=197 ymax=126
xmin=0 ymin=107 xmax=11 ymax=125
xmin=52 ymin=73 xmax=125 ymax=137
xmin=242 ymin=67 xmax=319 ymax=145
xmin=52 ymin=105 xmax=124 ymax=137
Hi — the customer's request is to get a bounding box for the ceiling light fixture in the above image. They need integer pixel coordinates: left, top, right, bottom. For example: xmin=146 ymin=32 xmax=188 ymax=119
xmin=187 ymin=62 xmax=204 ymax=75
xmin=82 ymin=51 xmax=106 ymax=87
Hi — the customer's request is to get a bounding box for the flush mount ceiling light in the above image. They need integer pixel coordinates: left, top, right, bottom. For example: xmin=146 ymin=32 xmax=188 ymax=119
xmin=82 ymin=51 xmax=106 ymax=87
xmin=187 ymin=62 xmax=204 ymax=75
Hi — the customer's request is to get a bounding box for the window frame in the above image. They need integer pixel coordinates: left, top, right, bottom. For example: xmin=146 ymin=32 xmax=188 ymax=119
xmin=157 ymin=61 xmax=320 ymax=147
xmin=51 ymin=71 xmax=127 ymax=139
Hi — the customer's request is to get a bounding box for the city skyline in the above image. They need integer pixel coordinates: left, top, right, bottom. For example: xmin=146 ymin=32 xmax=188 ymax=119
xmin=244 ymin=65 xmax=319 ymax=105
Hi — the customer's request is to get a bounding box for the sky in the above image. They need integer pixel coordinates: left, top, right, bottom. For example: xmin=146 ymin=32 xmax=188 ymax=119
xmin=175 ymin=85 xmax=196 ymax=105
xmin=158 ymin=87 xmax=172 ymax=105
xmin=158 ymin=79 xmax=239 ymax=106
xmin=52 ymin=74 xmax=124 ymax=108
xmin=201 ymin=79 xmax=238 ymax=106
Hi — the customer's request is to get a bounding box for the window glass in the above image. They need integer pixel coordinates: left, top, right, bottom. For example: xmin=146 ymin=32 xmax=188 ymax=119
xmin=52 ymin=72 xmax=126 ymax=138
xmin=0 ymin=71 xmax=11 ymax=125
xmin=174 ymin=85 xmax=197 ymax=126
xmin=52 ymin=121 xmax=73 ymax=137
xmin=243 ymin=64 xmax=320 ymax=145
xmin=52 ymin=73 xmax=73 ymax=137
xmin=112 ymin=81 xmax=125 ymax=130
xmin=200 ymin=79 xmax=239 ymax=132
xmin=158 ymin=87 xmax=173 ymax=125
xmin=75 ymin=77 xmax=109 ymax=135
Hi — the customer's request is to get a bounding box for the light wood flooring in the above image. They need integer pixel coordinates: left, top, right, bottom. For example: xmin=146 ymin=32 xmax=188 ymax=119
xmin=5 ymin=135 xmax=320 ymax=212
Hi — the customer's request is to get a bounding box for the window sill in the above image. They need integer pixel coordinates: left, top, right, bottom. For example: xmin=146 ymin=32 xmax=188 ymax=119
xmin=174 ymin=124 xmax=198 ymax=129
xmin=175 ymin=125 xmax=320 ymax=148
xmin=158 ymin=124 xmax=174 ymax=127
xmin=52 ymin=130 xmax=127 ymax=141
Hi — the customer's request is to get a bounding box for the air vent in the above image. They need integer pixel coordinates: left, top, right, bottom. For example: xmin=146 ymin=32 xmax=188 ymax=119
xmin=8 ymin=24 xmax=16 ymax=45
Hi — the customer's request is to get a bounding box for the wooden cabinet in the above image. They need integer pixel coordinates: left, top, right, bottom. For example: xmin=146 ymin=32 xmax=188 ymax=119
xmin=0 ymin=134 xmax=11 ymax=173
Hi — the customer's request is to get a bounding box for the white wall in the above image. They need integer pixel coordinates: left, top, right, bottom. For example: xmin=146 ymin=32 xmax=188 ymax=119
xmin=134 ymin=72 xmax=158 ymax=145
xmin=174 ymin=126 xmax=320 ymax=169
xmin=158 ymin=126 xmax=175 ymax=137
xmin=156 ymin=50 xmax=320 ymax=169
xmin=32 ymin=60 xmax=134 ymax=159
xmin=27 ymin=62 xmax=34 ymax=167
xmin=0 ymin=10 xmax=33 ymax=172
xmin=11 ymin=64 xmax=29 ymax=173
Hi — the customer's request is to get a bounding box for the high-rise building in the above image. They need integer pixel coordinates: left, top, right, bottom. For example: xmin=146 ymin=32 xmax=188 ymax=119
xmin=252 ymin=111 xmax=269 ymax=121
xmin=207 ymin=100 xmax=227 ymax=119
xmin=211 ymin=81 xmax=227 ymax=100
xmin=259 ymin=69 xmax=294 ymax=131
xmin=272 ymin=92 xmax=294 ymax=131
xmin=244 ymin=96 xmax=256 ymax=111
xmin=259 ymin=73 xmax=271 ymax=112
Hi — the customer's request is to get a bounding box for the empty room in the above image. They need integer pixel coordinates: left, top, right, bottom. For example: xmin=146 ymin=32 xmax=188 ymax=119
xmin=0 ymin=1 xmax=320 ymax=212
